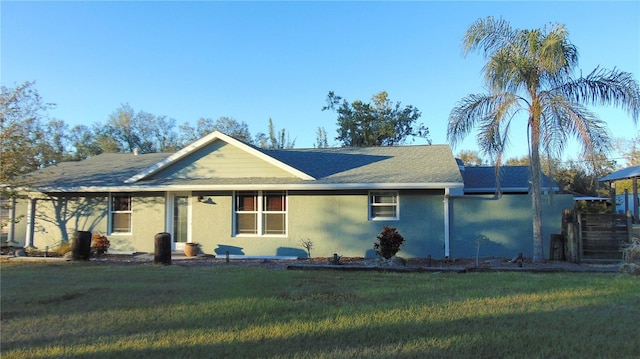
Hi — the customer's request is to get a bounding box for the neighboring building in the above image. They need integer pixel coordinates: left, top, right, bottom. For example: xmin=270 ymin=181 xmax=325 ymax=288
xmin=5 ymin=131 xmax=573 ymax=259
xmin=600 ymin=165 xmax=640 ymax=222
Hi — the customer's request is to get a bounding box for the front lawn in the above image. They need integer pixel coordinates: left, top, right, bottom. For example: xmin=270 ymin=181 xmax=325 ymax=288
xmin=1 ymin=260 xmax=638 ymax=358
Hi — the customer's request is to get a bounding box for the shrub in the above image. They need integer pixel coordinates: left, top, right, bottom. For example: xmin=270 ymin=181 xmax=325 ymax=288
xmin=471 ymin=234 xmax=490 ymax=266
xmin=91 ymin=234 xmax=110 ymax=257
xmin=374 ymin=226 xmax=404 ymax=259
xmin=52 ymin=242 xmax=72 ymax=256
xmin=300 ymin=238 xmax=314 ymax=259
xmin=25 ymin=247 xmax=39 ymax=256
xmin=621 ymin=230 xmax=640 ymax=275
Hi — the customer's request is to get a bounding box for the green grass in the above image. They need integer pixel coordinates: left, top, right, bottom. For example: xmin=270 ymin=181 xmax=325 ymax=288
xmin=1 ymin=260 xmax=639 ymax=358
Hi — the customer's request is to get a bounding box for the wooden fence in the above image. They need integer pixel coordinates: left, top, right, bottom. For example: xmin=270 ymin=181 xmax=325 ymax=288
xmin=560 ymin=210 xmax=632 ymax=262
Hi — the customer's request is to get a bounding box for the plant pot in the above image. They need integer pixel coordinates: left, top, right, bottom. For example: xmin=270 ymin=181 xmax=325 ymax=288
xmin=184 ymin=243 xmax=199 ymax=257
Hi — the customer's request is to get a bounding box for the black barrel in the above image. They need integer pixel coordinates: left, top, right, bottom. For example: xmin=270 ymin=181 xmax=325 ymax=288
xmin=71 ymin=231 xmax=92 ymax=261
xmin=154 ymin=232 xmax=172 ymax=265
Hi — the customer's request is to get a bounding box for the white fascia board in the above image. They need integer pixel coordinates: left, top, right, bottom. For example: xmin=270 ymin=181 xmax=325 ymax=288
xmin=463 ymin=185 xmax=559 ymax=194
xmin=464 ymin=187 xmax=528 ymax=193
xmin=32 ymin=182 xmax=464 ymax=193
xmin=124 ymin=131 xmax=315 ymax=183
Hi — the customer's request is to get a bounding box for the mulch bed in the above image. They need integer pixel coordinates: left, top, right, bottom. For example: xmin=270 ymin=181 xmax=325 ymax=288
xmin=2 ymin=247 xmax=622 ymax=272
xmin=13 ymin=253 xmax=616 ymax=272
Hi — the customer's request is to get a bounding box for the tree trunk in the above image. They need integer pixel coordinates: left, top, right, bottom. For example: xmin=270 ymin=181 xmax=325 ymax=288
xmin=530 ymin=117 xmax=545 ymax=263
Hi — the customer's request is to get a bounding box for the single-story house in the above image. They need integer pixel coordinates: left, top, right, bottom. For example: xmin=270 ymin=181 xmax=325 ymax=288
xmin=3 ymin=131 xmax=573 ymax=259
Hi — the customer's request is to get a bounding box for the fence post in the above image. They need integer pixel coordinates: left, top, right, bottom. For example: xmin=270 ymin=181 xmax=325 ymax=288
xmin=71 ymin=231 xmax=92 ymax=261
xmin=549 ymin=234 xmax=564 ymax=261
xmin=562 ymin=209 xmax=575 ymax=262
xmin=627 ymin=211 xmax=633 ymax=244
xmin=576 ymin=211 xmax=584 ymax=262
xmin=154 ymin=232 xmax=172 ymax=265
xmin=624 ymin=189 xmax=630 ymax=215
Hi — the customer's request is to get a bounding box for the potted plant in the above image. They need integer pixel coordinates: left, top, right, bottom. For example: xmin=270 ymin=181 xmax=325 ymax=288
xmin=184 ymin=242 xmax=199 ymax=257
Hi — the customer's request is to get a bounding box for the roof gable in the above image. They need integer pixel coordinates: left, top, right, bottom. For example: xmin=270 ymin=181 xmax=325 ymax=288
xmin=125 ymin=131 xmax=314 ymax=183
xmin=148 ymin=140 xmax=301 ymax=180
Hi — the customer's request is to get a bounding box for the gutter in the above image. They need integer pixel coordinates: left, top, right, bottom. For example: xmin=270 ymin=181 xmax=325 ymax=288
xmin=25 ymin=182 xmax=465 ymax=193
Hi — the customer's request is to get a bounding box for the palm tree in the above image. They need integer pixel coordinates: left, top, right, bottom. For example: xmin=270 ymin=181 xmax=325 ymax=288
xmin=448 ymin=17 xmax=640 ymax=262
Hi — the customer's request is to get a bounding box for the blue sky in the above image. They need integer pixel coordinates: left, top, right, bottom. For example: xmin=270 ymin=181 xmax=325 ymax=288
xmin=2 ymin=1 xmax=639 ymax=163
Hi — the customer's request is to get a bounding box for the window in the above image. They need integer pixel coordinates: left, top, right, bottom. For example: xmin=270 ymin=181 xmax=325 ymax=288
xmin=369 ymin=191 xmax=399 ymax=220
xmin=235 ymin=191 xmax=287 ymax=236
xmin=110 ymin=193 xmax=132 ymax=233
xmin=236 ymin=192 xmax=258 ymax=234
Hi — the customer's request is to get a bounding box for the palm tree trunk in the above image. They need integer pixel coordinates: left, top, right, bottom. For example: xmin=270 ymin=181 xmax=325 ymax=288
xmin=530 ymin=117 xmax=545 ymax=262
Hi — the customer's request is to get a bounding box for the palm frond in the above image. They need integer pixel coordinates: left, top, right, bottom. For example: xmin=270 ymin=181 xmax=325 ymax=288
xmin=476 ymin=94 xmax=520 ymax=157
xmin=538 ymin=23 xmax=578 ymax=76
xmin=558 ymin=67 xmax=640 ymax=123
xmin=486 ymin=49 xmax=530 ymax=94
xmin=447 ymin=93 xmax=496 ymax=147
xmin=463 ymin=16 xmax=516 ymax=58
xmin=544 ymin=95 xmax=612 ymax=155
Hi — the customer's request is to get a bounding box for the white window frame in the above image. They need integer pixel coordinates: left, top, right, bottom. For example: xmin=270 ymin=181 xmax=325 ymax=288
xmin=234 ymin=191 xmax=287 ymax=237
xmin=369 ymin=191 xmax=399 ymax=221
xmin=165 ymin=192 xmax=193 ymax=250
xmin=109 ymin=193 xmax=132 ymax=234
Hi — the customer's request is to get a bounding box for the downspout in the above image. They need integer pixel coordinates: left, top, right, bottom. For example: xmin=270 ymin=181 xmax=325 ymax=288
xmin=443 ymin=188 xmax=450 ymax=258
xmin=24 ymin=197 xmax=36 ymax=249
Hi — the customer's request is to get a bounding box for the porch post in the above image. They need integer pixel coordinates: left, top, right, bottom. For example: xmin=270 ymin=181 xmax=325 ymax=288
xmin=443 ymin=188 xmax=450 ymax=258
xmin=24 ymin=198 xmax=36 ymax=249
xmin=7 ymin=196 xmax=16 ymax=244
xmin=633 ymin=177 xmax=638 ymax=223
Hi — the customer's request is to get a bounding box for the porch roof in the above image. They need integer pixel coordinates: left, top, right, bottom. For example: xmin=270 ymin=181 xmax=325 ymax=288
xmin=599 ymin=165 xmax=640 ymax=182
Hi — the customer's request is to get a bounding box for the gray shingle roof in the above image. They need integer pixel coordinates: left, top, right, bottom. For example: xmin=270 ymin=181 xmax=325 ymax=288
xmin=264 ymin=145 xmax=462 ymax=184
xmin=462 ymin=166 xmax=558 ymax=193
xmin=23 ymin=153 xmax=172 ymax=189
xmin=20 ymin=139 xmax=463 ymax=192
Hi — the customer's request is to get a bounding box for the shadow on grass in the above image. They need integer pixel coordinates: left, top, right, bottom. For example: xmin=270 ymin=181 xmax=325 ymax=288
xmin=6 ymin=300 xmax=637 ymax=358
xmin=4 ymin=264 xmax=637 ymax=358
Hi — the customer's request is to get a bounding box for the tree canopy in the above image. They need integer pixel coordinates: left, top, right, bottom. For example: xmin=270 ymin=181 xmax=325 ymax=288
xmin=323 ymin=91 xmax=429 ymax=147
xmin=1 ymin=81 xmax=60 ymax=183
xmin=615 ymin=132 xmax=640 ymax=167
xmin=0 ymin=81 xmax=302 ymax=187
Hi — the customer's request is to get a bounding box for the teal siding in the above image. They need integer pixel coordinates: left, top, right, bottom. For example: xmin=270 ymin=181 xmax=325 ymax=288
xmin=119 ymin=192 xmax=166 ymax=252
xmin=31 ymin=194 xmax=109 ymax=249
xmin=396 ymin=190 xmax=445 ymax=258
xmin=191 ymin=190 xmax=446 ymax=259
xmin=449 ymin=194 xmax=574 ymax=259
xmin=28 ymin=192 xmax=166 ymax=253
xmin=24 ymin=190 xmax=574 ymax=260
xmin=5 ymin=197 xmax=28 ymax=247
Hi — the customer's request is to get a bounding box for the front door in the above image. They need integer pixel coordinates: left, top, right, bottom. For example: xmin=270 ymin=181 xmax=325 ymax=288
xmin=168 ymin=193 xmax=191 ymax=250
